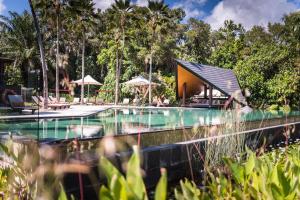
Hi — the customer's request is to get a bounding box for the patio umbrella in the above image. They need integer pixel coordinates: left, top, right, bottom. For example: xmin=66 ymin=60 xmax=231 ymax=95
xmin=71 ymin=75 xmax=102 ymax=101
xmin=123 ymin=75 xmax=155 ymax=86
xmin=123 ymin=76 xmax=158 ymax=99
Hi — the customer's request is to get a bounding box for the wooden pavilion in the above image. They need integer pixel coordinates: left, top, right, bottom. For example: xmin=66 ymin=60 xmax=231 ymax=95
xmin=175 ymin=59 xmax=246 ymax=108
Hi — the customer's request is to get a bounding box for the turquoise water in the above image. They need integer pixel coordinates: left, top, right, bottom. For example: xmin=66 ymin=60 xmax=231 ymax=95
xmin=0 ymin=108 xmax=299 ymax=141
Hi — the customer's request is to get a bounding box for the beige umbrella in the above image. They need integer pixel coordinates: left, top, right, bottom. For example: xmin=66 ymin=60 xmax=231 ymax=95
xmin=71 ymin=75 xmax=102 ymax=101
xmin=123 ymin=75 xmax=158 ymax=86
xmin=123 ymin=76 xmax=158 ymax=99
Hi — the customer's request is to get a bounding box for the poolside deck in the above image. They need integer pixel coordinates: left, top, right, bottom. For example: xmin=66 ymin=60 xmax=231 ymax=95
xmin=0 ymin=105 xmax=179 ymax=120
xmin=0 ymin=105 xmax=111 ymax=120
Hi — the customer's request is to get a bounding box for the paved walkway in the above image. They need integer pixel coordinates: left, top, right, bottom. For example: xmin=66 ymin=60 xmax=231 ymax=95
xmin=0 ymin=105 xmax=111 ymax=120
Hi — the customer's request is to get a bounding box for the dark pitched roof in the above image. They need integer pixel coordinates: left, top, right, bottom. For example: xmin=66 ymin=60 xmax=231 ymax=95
xmin=176 ymin=59 xmax=246 ymax=105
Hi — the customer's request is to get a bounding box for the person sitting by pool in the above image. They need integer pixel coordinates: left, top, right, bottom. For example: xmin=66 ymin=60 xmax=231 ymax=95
xmin=151 ymin=96 xmax=158 ymax=106
xmin=157 ymin=95 xmax=164 ymax=107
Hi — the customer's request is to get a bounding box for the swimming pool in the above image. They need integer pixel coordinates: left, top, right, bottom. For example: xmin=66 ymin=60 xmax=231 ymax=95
xmin=0 ymin=107 xmax=299 ymax=141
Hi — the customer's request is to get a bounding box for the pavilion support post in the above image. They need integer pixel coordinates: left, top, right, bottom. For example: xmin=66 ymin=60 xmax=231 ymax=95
xmin=209 ymin=85 xmax=212 ymax=108
xmin=204 ymin=84 xmax=207 ymax=99
xmin=182 ymin=82 xmax=187 ymax=106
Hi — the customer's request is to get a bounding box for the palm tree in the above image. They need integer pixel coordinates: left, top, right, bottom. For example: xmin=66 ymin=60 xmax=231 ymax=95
xmin=66 ymin=0 xmax=97 ymax=104
xmin=0 ymin=11 xmax=38 ymax=85
xmin=147 ymin=0 xmax=168 ymax=103
xmin=36 ymin=0 xmax=65 ymax=101
xmin=111 ymin=0 xmax=132 ymax=105
xmin=28 ymin=0 xmax=49 ymax=108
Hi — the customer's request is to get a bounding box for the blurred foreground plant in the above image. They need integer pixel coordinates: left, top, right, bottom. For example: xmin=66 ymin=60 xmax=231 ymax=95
xmin=99 ymin=146 xmax=167 ymax=200
xmin=0 ymin=140 xmax=89 ymax=200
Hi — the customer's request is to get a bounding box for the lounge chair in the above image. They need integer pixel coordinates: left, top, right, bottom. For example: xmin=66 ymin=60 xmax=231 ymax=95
xmin=41 ymin=96 xmax=70 ymax=109
xmin=162 ymin=99 xmax=170 ymax=107
xmin=49 ymin=96 xmax=67 ymax=104
xmin=133 ymin=98 xmax=140 ymax=106
xmin=60 ymin=97 xmax=66 ymax=103
xmin=8 ymin=95 xmax=37 ymax=114
xmin=95 ymin=98 xmax=104 ymax=105
xmin=84 ymin=98 xmax=94 ymax=105
xmin=72 ymin=97 xmax=80 ymax=105
xmin=122 ymin=98 xmax=130 ymax=105
xmin=32 ymin=96 xmax=64 ymax=110
xmin=151 ymin=99 xmax=158 ymax=106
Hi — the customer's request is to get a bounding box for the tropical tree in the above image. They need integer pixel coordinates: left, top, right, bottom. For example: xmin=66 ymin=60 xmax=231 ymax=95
xmin=146 ymin=0 xmax=168 ymax=103
xmin=0 ymin=11 xmax=38 ymax=85
xmin=210 ymin=20 xmax=245 ymax=69
xmin=181 ymin=18 xmax=211 ymax=64
xmin=28 ymin=0 xmax=49 ymax=108
xmin=65 ymin=0 xmax=97 ymax=104
xmin=110 ymin=0 xmax=132 ymax=104
xmin=35 ymin=0 xmax=66 ymax=101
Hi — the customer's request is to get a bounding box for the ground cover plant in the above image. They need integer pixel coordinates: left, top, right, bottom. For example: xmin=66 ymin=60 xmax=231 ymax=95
xmin=99 ymin=144 xmax=300 ymax=200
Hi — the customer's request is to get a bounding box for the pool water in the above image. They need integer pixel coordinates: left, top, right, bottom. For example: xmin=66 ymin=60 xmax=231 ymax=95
xmin=0 ymin=108 xmax=299 ymax=141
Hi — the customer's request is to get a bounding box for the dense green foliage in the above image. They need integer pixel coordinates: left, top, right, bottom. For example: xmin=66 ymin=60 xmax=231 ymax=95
xmin=99 ymin=144 xmax=300 ymax=200
xmin=175 ymin=145 xmax=300 ymax=199
xmin=0 ymin=0 xmax=299 ymax=107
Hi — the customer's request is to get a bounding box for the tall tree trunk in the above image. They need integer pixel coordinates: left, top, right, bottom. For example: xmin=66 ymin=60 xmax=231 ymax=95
xmin=116 ymin=25 xmax=126 ymax=105
xmin=149 ymin=26 xmax=155 ymax=104
xmin=149 ymin=51 xmax=152 ymax=104
xmin=28 ymin=0 xmax=48 ymax=109
xmin=115 ymin=46 xmax=119 ymax=105
xmin=80 ymin=35 xmax=85 ymax=105
xmin=55 ymin=15 xmax=60 ymax=101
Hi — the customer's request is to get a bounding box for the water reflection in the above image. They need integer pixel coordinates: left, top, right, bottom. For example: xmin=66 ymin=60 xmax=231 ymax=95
xmin=0 ymin=108 xmax=299 ymax=141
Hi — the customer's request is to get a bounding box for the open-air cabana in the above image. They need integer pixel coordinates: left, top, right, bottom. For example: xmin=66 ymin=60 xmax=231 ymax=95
xmin=175 ymin=59 xmax=246 ymax=108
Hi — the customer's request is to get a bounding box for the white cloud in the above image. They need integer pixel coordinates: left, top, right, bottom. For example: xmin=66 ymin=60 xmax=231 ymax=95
xmin=173 ymin=0 xmax=206 ymax=22
xmin=136 ymin=0 xmax=148 ymax=7
xmin=93 ymin=0 xmax=115 ymax=10
xmin=93 ymin=0 xmax=149 ymax=11
xmin=205 ymin=0 xmax=299 ymax=30
xmin=0 ymin=0 xmax=6 ymax=14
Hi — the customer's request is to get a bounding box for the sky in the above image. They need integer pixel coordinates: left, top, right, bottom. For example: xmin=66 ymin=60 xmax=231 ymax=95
xmin=0 ymin=0 xmax=299 ymax=30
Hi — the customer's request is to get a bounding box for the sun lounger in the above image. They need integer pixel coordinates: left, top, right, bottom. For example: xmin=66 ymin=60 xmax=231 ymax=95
xmin=60 ymin=97 xmax=66 ymax=103
xmin=122 ymin=98 xmax=130 ymax=105
xmin=32 ymin=96 xmax=65 ymax=110
xmin=72 ymin=97 xmax=80 ymax=105
xmin=151 ymin=99 xmax=158 ymax=106
xmin=133 ymin=98 xmax=140 ymax=106
xmin=83 ymin=98 xmax=94 ymax=105
xmin=95 ymin=98 xmax=104 ymax=105
xmin=49 ymin=96 xmax=66 ymax=104
xmin=162 ymin=99 xmax=170 ymax=107
xmin=8 ymin=95 xmax=37 ymax=114
xmin=40 ymin=96 xmax=70 ymax=109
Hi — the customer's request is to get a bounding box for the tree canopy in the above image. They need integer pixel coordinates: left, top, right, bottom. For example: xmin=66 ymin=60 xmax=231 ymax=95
xmin=0 ymin=1 xmax=299 ymax=109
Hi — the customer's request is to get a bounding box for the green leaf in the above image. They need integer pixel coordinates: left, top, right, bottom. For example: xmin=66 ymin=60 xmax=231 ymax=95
xmin=154 ymin=168 xmax=167 ymax=200
xmin=58 ymin=184 xmax=68 ymax=200
xmin=224 ymin=158 xmax=245 ymax=184
xmin=277 ymin=167 xmax=291 ymax=196
xmin=126 ymin=146 xmax=147 ymax=200
xmin=100 ymin=156 xmax=128 ymax=200
xmin=99 ymin=186 xmax=114 ymax=200
xmin=270 ymin=164 xmax=279 ymax=186
xmin=245 ymin=152 xmax=255 ymax=176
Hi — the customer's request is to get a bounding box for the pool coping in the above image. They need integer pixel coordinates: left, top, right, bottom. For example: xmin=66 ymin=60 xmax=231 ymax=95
xmin=0 ymin=106 xmax=214 ymax=120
